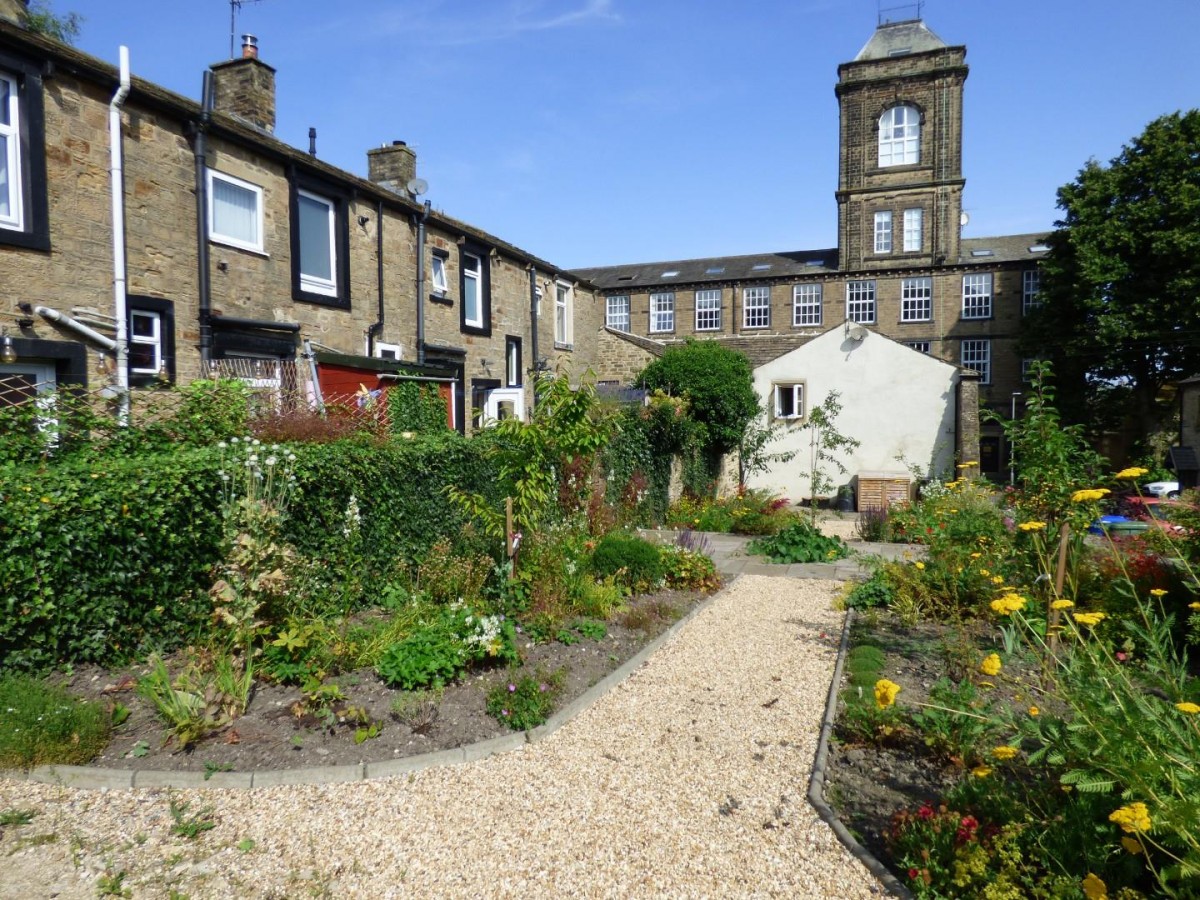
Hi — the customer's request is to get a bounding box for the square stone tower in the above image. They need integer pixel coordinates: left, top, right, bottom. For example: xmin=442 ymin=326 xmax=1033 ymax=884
xmin=835 ymin=19 xmax=968 ymax=271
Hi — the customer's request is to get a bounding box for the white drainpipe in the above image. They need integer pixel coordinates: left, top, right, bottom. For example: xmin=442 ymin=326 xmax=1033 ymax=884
xmin=109 ymin=46 xmax=131 ymax=424
xmin=34 ymin=306 xmax=117 ymax=351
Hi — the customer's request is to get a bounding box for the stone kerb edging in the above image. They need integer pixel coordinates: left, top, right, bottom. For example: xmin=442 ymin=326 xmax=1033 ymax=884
xmin=806 ymin=607 xmax=913 ymax=899
xmin=0 ymin=584 xmax=727 ymax=792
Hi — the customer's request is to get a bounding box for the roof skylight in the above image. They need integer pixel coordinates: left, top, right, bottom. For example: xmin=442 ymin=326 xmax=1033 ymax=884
xmin=705 ymin=266 xmax=725 ymax=275
xmin=751 ymin=263 xmax=772 ymax=271
xmin=661 ymin=270 xmax=680 ymax=277
xmin=970 ymin=249 xmax=994 ymax=257
xmin=1029 ymin=244 xmax=1050 ymax=253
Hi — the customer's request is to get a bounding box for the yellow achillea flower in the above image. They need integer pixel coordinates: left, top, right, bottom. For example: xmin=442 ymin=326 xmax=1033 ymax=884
xmin=874 ymin=679 xmax=901 ymax=710
xmin=980 ymin=568 xmax=990 ymax=576
xmin=1191 ymin=602 xmax=1200 ymax=611
xmin=1176 ymin=702 xmax=1200 ymax=714
xmin=1114 ymin=467 xmax=1149 ymax=480
xmin=914 ymin=561 xmax=925 ymax=570
xmin=1150 ymin=588 xmax=1167 ymax=597
xmin=1109 ymin=802 xmax=1151 ymax=834
xmin=1018 ymin=521 xmax=1047 ymax=531
xmin=956 ymin=461 xmax=978 ymax=469
xmin=1121 ymin=836 xmax=1143 ymax=855
xmin=990 ymin=593 xmax=1028 ymax=616
xmin=992 ymin=745 xmax=1018 ymax=760
xmin=991 ymin=575 xmax=1004 ymax=585
xmin=1071 ymin=488 xmax=1111 ymax=503
xmin=979 ymin=653 xmax=1002 ymax=676
xmin=1051 ymin=599 xmax=1075 ymax=610
xmin=1073 ymin=612 xmax=1107 ymax=627
xmin=971 ymin=765 xmax=992 ymax=778
xmin=1082 ymin=873 xmax=1107 ymax=900
xmin=1028 ymin=706 xmax=1039 ymax=717
xmin=970 ymin=552 xmax=982 ymax=559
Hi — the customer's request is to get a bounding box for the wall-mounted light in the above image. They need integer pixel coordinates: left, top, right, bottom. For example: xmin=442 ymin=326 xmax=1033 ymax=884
xmin=96 ymin=352 xmax=114 ymax=375
xmin=217 ymin=259 xmax=229 ymax=273
xmin=357 ymin=214 xmax=371 ymax=228
xmin=0 ymin=329 xmax=16 ymax=364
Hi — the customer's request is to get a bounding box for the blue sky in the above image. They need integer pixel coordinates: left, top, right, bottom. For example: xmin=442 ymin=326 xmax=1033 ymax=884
xmin=62 ymin=0 xmax=1199 ymax=269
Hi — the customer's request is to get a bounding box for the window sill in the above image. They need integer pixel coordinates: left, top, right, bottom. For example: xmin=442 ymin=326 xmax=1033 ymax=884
xmin=430 ymin=293 xmax=454 ymax=306
xmin=210 ymin=236 xmax=269 ymax=257
xmin=554 ymin=341 xmax=573 ymax=352
xmin=899 ymin=318 xmax=933 ymax=325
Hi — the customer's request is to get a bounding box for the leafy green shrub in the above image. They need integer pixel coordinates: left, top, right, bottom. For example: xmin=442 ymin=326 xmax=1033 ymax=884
xmin=667 ymin=489 xmax=796 ymax=535
xmin=845 ymin=570 xmax=893 ymax=610
xmin=591 ymin=532 xmax=664 ymax=592
xmin=0 ymin=673 xmax=110 ymax=767
xmin=375 ymin=624 xmax=465 ymax=690
xmin=486 ymin=668 xmax=566 ymax=730
xmin=660 ymin=545 xmax=722 ymax=592
xmin=136 ymin=652 xmax=253 ymax=749
xmin=748 ymin=521 xmax=848 ymax=563
xmin=388 ymin=381 xmax=450 ymax=434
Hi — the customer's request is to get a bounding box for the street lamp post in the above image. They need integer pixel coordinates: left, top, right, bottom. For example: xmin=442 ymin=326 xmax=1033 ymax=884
xmin=1010 ymin=392 xmax=1022 ymax=486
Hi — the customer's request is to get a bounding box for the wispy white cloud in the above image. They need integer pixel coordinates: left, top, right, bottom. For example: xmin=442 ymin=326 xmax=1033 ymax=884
xmin=356 ymin=0 xmax=620 ymax=48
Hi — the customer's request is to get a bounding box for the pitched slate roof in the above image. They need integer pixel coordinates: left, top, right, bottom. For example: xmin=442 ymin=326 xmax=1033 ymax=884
xmin=959 ymin=233 xmax=1051 ymax=265
xmin=854 ymin=19 xmax=951 ymax=61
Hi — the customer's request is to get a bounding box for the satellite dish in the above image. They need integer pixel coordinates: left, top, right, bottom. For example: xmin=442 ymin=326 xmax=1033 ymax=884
xmin=406 ymin=178 xmax=428 ymax=197
xmin=847 ymin=324 xmax=868 ymax=342
xmin=960 ymin=211 xmax=970 ymax=227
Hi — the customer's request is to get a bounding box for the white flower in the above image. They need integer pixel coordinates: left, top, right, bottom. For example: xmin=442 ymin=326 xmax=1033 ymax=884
xmin=217 ymin=441 xmax=227 ymax=450
xmin=265 ymin=456 xmax=277 ymax=467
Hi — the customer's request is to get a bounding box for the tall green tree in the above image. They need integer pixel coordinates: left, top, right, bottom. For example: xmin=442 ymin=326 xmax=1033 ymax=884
xmin=1021 ymin=110 xmax=1200 ymax=446
xmin=21 ymin=1 xmax=82 ymax=44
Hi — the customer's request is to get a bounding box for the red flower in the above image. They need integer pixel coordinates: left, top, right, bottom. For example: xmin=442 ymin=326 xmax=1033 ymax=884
xmin=908 ymin=868 xmax=919 ymax=881
xmin=917 ymin=805 xmax=935 ymax=820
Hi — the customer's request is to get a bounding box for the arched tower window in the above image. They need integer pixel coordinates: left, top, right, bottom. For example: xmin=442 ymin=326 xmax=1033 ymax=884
xmin=878 ymin=104 xmax=920 ymax=167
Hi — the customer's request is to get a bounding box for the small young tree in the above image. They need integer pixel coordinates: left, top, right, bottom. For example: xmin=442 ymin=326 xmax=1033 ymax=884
xmin=737 ymin=408 xmax=798 ymax=489
xmin=800 ymin=391 xmax=860 ymax=523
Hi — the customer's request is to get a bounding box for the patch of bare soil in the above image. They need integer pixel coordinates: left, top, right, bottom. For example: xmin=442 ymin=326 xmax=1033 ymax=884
xmin=55 ymin=589 xmax=710 ymax=774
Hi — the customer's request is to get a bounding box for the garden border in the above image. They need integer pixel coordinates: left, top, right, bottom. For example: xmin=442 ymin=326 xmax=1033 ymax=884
xmin=807 ymin=607 xmax=913 ymax=899
xmin=0 ymin=582 xmax=727 ymax=791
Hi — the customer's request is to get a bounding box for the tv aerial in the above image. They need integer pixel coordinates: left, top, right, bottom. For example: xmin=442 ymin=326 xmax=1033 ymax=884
xmin=229 ymin=0 xmax=269 ymax=59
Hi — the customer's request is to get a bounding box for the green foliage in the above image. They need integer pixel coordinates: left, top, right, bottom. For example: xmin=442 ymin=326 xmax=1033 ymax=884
xmin=0 ymin=808 xmax=36 ymax=826
xmin=0 ymin=673 xmax=109 ymax=767
xmin=135 ymin=652 xmax=253 ymax=750
xmin=21 ymin=1 xmax=83 ymax=43
xmin=171 ymin=380 xmax=252 ymax=446
xmin=375 ymin=623 xmax=466 ymax=691
xmin=737 ymin=412 xmax=799 ymax=489
xmin=486 ymin=668 xmax=566 ymax=731
xmin=907 ymin=677 xmax=999 ymax=765
xmin=837 ymin=641 xmax=903 ymax=744
xmin=168 ymin=797 xmax=216 ymax=840
xmin=387 ymin=382 xmax=449 ymax=434
xmin=602 ymin=392 xmax=697 ymax=524
xmin=748 ymin=520 xmax=847 ymax=564
xmin=1022 ymin=109 xmax=1200 ymax=444
xmin=659 ymin=544 xmax=722 ymax=592
xmin=798 ymin=390 xmax=861 ymax=522
xmin=637 ymin=339 xmax=758 ymax=455
xmin=667 ymin=489 xmax=797 ymax=536
xmin=845 ymin=570 xmax=893 ymax=610
xmin=591 ymin=531 xmax=664 ymax=592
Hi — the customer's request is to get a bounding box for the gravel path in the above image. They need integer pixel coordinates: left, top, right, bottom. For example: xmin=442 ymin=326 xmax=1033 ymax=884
xmin=0 ymin=576 xmax=884 ymax=899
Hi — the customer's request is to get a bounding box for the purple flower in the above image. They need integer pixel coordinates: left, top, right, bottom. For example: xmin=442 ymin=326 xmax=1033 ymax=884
xmin=538 ymin=683 xmax=548 ymax=693
xmin=502 ymin=709 xmax=509 ymax=716
xmin=508 ymin=683 xmax=516 ymax=692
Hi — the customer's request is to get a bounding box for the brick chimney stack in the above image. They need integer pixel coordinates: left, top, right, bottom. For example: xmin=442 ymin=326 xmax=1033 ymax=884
xmin=367 ymin=141 xmax=418 ymax=194
xmin=210 ymin=34 xmax=276 ymax=132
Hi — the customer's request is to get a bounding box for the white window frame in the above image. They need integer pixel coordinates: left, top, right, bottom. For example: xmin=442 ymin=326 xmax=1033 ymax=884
xmin=606 ymin=295 xmax=630 ymax=331
xmin=430 ymin=254 xmax=448 ymax=295
xmin=506 ymin=337 xmax=521 ymax=387
xmin=650 ymin=291 xmax=674 ymax=333
xmin=900 ymin=277 xmax=932 ymax=323
xmin=374 ymin=342 xmax=401 ymax=361
xmin=482 ymin=387 xmax=525 ymax=426
xmin=879 ymin=104 xmax=920 ymax=167
xmin=0 ymin=71 xmax=23 ymax=232
xmin=903 ymin=208 xmax=923 ymax=252
xmin=695 ymin=289 xmax=722 ymax=331
xmin=1022 ymin=269 xmax=1041 ymax=314
xmin=296 ymin=189 xmax=337 ymax=296
xmin=462 ymin=252 xmax=484 ymax=329
xmin=962 ymin=273 xmax=993 ymax=320
xmin=128 ymin=309 xmax=162 ymax=375
xmin=743 ymin=286 xmax=770 ymax=329
xmin=846 ymin=280 xmax=876 ymax=324
xmin=793 ymin=284 xmax=822 ymax=326
xmin=873 ymin=211 xmax=893 ymax=254
xmin=962 ymin=339 xmax=991 ymax=384
xmin=206 ymin=168 xmax=264 ymax=254
xmin=905 ymin=340 xmax=931 ymax=354
xmin=555 ymin=281 xmax=573 ymax=347
xmin=773 ymin=382 xmax=805 ymax=421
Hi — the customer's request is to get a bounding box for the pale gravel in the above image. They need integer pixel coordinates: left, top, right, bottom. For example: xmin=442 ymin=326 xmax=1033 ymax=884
xmin=0 ymin=575 xmax=884 ymax=899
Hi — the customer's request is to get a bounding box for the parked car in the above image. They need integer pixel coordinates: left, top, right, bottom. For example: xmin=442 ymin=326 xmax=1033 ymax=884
xmin=1144 ymin=480 xmax=1181 ymax=499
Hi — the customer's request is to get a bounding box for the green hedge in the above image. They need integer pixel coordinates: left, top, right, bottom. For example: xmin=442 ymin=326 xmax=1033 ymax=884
xmin=0 ymin=432 xmax=501 ymax=671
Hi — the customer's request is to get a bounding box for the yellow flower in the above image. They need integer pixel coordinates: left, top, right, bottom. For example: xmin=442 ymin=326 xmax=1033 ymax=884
xmin=1073 ymin=612 xmax=1108 ymax=627
xmin=970 ymin=552 xmax=981 ymax=559
xmin=957 ymin=461 xmax=978 ymax=468
xmin=990 ymin=575 xmax=1004 ymax=585
xmin=980 ymin=568 xmax=990 ymax=576
xmin=1071 ymin=488 xmax=1111 ymax=503
xmin=914 ymin=561 xmax=925 ymax=570
xmin=1191 ymin=602 xmax=1200 ymax=611
xmin=1018 ymin=521 xmax=1047 ymax=531
xmin=1149 ymin=588 xmax=1167 ymax=597
xmin=971 ymin=765 xmax=993 ymax=778
xmin=1114 ymin=467 xmax=1149 ymax=480
xmin=979 ymin=653 xmax=1002 ymax=676
xmin=1176 ymin=702 xmax=1200 ymax=714
xmin=1028 ymin=706 xmax=1039 ymax=717
xmin=1109 ymin=802 xmax=1151 ymax=834
xmin=1051 ymin=599 xmax=1075 ymax=610
xmin=990 ymin=593 xmax=1028 ymax=616
xmin=1082 ymin=873 xmax=1108 ymax=900
xmin=992 ymin=745 xmax=1019 ymax=760
xmin=874 ymin=679 xmax=901 ymax=710
xmin=1121 ymin=836 xmax=1143 ymax=855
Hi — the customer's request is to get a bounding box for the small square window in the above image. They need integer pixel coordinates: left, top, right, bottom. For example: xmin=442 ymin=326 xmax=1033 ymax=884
xmin=129 ymin=310 xmax=161 ymax=375
xmin=208 ymin=169 xmax=264 ymax=253
xmin=773 ymin=383 xmax=805 ymax=420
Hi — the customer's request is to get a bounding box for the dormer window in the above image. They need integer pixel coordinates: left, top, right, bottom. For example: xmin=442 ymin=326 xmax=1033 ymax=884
xmin=879 ymin=104 xmax=919 ymax=167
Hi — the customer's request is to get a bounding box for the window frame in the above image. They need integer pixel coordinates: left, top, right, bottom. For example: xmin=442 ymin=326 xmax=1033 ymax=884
xmin=961 ymin=272 xmax=993 ymax=320
xmin=793 ymin=283 xmax=822 ymax=327
xmin=905 ymin=340 xmax=931 ymax=354
xmin=126 ymin=295 xmax=176 ymax=386
xmin=554 ymin=280 xmax=573 ymax=349
xmin=903 ymin=208 xmax=923 ymax=252
xmin=873 ymin=210 xmax=893 ymax=254
xmin=430 ymin=251 xmax=449 ymax=296
xmin=207 ymin=168 xmax=265 ymax=255
xmin=742 ymin=285 xmax=771 ymax=329
xmin=650 ymin=291 xmax=675 ymax=334
xmin=288 ymin=172 xmax=350 ymax=308
xmin=0 ymin=50 xmax=49 ymax=251
xmin=459 ymin=243 xmax=491 ymax=335
xmin=962 ymin=339 xmax=991 ymax=384
xmin=506 ymin=336 xmax=522 ymax=387
xmin=846 ymin=280 xmax=876 ymax=324
xmin=606 ymin=294 xmax=630 ymax=331
xmin=695 ymin=288 xmax=722 ymax=332
xmin=878 ymin=104 xmax=920 ymax=167
xmin=772 ymin=382 xmax=805 ymax=422
xmin=900 ymin=277 xmax=932 ymax=323
xmin=1022 ymin=268 xmax=1041 ymax=314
